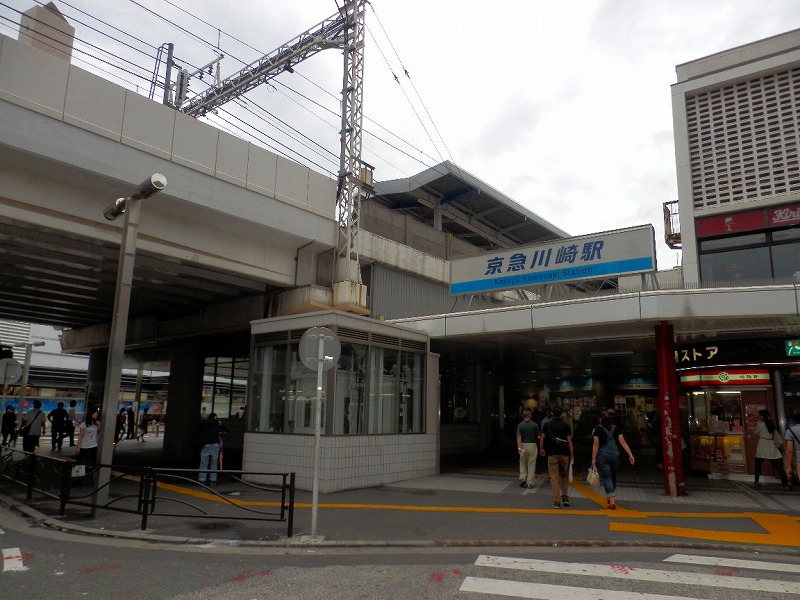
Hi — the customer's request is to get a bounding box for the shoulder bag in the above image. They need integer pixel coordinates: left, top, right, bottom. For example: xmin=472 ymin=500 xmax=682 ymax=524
xmin=774 ymin=428 xmax=784 ymax=450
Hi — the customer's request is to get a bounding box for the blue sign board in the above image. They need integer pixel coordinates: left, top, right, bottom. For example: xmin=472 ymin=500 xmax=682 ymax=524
xmin=449 ymin=224 xmax=656 ymax=295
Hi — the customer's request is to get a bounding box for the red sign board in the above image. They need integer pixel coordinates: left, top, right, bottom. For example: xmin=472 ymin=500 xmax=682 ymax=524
xmin=696 ymin=201 xmax=800 ymax=239
xmin=768 ymin=203 xmax=800 ymax=228
xmin=695 ymin=210 xmax=765 ymax=238
xmin=680 ymin=369 xmax=770 ymax=386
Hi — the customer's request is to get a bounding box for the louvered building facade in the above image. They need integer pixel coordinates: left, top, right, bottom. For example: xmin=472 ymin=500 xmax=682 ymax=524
xmin=672 ymin=29 xmax=800 ymax=286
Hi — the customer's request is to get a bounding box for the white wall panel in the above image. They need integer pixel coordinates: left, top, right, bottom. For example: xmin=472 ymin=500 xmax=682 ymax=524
xmin=64 ymin=66 xmax=125 ymax=140
xmin=641 ymin=287 xmax=798 ymax=320
xmin=171 ymin=112 xmax=219 ymax=175
xmin=121 ymin=90 xmax=175 ymax=159
xmin=246 ymin=145 xmax=277 ymax=196
xmin=275 ymin=155 xmax=308 ymax=207
xmin=534 ymin=294 xmax=641 ymax=328
xmin=215 ymin=130 xmax=248 ymax=186
xmin=445 ymin=306 xmax=532 ymax=336
xmin=307 ymin=169 xmax=336 ymax=218
xmin=0 ymin=35 xmax=67 ymax=119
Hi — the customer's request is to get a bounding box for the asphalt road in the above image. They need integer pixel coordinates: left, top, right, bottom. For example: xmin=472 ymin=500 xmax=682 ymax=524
xmin=3 ymin=503 xmax=800 ymax=600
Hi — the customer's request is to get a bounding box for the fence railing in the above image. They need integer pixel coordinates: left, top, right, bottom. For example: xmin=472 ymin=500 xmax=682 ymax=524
xmin=0 ymin=447 xmax=295 ymax=538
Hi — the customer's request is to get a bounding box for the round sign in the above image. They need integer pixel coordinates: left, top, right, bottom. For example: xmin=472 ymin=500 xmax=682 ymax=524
xmin=0 ymin=358 xmax=22 ymax=384
xmin=299 ymin=327 xmax=341 ymax=372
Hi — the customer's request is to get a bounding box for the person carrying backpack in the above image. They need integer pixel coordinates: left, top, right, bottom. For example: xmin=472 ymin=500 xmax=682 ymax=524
xmin=591 ymin=410 xmax=635 ymax=510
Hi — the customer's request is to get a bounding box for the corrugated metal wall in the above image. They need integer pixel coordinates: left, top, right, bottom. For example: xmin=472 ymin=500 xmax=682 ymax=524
xmin=0 ymin=320 xmax=31 ymax=347
xmin=370 ymin=265 xmax=497 ymax=320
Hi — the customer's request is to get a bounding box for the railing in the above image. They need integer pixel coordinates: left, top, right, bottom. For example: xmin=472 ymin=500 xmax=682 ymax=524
xmin=0 ymin=447 xmax=295 ymax=538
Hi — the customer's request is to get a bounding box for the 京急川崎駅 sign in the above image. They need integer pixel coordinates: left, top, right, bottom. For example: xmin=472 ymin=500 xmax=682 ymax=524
xmin=449 ymin=224 xmax=656 ymax=295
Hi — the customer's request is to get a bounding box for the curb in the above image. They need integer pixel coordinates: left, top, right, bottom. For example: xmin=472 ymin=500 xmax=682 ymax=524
xmin=4 ymin=493 xmax=800 ymax=555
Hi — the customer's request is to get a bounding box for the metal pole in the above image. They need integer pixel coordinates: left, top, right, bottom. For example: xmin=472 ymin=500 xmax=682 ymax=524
xmin=96 ymin=196 xmax=141 ymax=504
xmin=310 ymin=334 xmax=324 ymax=538
xmin=17 ymin=342 xmax=36 ymax=413
xmin=0 ymin=363 xmax=6 ymax=415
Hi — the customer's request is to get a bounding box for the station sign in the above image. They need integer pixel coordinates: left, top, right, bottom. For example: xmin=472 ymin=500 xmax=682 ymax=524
xmin=449 ymin=225 xmax=656 ymax=296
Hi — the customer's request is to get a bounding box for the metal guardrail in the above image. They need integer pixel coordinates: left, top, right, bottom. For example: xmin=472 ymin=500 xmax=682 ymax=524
xmin=0 ymin=447 xmax=295 ymax=537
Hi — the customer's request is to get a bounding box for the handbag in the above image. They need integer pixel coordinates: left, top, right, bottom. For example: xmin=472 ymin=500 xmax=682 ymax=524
xmin=568 ymin=459 xmax=574 ymax=483
xmin=586 ymin=465 xmax=601 ymax=487
xmin=774 ymin=429 xmax=784 ymax=450
xmin=71 ymin=464 xmax=86 ymax=478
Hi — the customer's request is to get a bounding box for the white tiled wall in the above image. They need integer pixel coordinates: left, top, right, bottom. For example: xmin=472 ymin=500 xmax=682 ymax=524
xmin=243 ymin=432 xmax=439 ymax=492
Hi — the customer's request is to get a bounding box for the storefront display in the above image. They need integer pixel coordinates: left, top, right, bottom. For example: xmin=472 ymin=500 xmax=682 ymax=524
xmin=682 ymin=368 xmax=772 ymax=476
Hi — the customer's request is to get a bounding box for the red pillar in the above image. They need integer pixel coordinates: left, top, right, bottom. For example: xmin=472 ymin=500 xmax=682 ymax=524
xmin=655 ymin=321 xmax=685 ymax=496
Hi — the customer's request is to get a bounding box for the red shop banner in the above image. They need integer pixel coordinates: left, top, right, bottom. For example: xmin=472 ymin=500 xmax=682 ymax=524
xmin=695 ymin=210 xmax=765 ymax=238
xmin=768 ymin=203 xmax=800 ymax=228
xmin=680 ymin=368 xmax=770 ymax=386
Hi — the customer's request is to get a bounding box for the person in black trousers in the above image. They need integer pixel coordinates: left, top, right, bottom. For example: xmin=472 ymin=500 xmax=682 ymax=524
xmin=1 ymin=406 xmax=17 ymax=446
xmin=126 ymin=406 xmax=136 ymax=439
xmin=47 ymin=401 xmax=69 ymax=451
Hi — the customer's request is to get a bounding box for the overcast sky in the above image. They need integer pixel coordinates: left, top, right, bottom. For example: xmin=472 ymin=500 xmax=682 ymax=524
xmin=4 ymin=0 xmax=800 ymax=270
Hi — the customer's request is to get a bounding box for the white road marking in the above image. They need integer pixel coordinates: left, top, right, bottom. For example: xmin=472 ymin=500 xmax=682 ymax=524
xmin=474 ymin=555 xmax=797 ymax=594
xmin=460 ymin=577 xmax=706 ymax=600
xmin=3 ymin=547 xmax=27 ymax=572
xmin=664 ymin=553 xmax=800 ymax=574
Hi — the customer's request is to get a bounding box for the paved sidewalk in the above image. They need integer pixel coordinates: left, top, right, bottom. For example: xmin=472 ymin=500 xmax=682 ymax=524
xmin=2 ymin=436 xmax=799 ymax=552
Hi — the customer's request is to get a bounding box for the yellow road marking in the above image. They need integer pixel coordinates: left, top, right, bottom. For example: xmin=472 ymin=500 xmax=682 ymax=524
xmin=155 ymin=481 xmax=800 ymax=547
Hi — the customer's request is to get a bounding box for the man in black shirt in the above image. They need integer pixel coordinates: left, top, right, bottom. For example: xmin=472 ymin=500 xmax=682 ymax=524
xmin=540 ymin=406 xmax=574 ymax=508
xmin=47 ymin=401 xmax=69 ymax=451
xmin=198 ymin=413 xmax=227 ymax=485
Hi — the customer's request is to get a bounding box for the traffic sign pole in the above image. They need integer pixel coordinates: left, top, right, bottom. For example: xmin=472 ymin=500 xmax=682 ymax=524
xmin=299 ymin=326 xmax=341 ymax=540
xmin=310 ymin=334 xmax=324 ymax=537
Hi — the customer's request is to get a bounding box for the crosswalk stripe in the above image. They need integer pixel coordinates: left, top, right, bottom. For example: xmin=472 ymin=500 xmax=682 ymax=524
xmin=474 ymin=555 xmax=797 ymax=594
xmin=3 ymin=547 xmax=27 ymax=572
xmin=460 ymin=577 xmax=706 ymax=600
xmin=663 ymin=553 xmax=800 ymax=574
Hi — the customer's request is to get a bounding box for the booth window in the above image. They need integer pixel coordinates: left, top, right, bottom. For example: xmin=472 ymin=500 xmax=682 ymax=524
xmin=251 ymin=338 xmax=424 ymax=436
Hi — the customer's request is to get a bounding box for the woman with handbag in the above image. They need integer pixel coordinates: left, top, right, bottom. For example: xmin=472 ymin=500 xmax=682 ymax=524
xmin=753 ymin=409 xmax=790 ymax=490
xmin=591 ymin=411 xmax=635 ymax=510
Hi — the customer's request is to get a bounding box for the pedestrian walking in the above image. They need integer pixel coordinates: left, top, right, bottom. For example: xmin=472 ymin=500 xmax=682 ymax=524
xmin=64 ymin=399 xmax=79 ymax=447
xmin=785 ymin=409 xmax=800 ymax=485
xmin=516 ymin=409 xmax=542 ymax=488
xmin=136 ymin=407 xmax=150 ymax=442
xmin=76 ymin=406 xmax=100 ymax=465
xmin=125 ymin=406 xmax=135 ymax=439
xmin=591 ymin=410 xmax=635 ymax=510
xmin=1 ymin=405 xmax=17 ymax=446
xmin=20 ymin=399 xmax=46 ymax=453
xmin=114 ymin=407 xmax=126 ymax=444
xmin=198 ymin=412 xmax=227 ymax=485
xmin=753 ymin=409 xmax=791 ymax=490
xmin=47 ymin=401 xmax=69 ymax=451
xmin=540 ymin=406 xmax=573 ymax=508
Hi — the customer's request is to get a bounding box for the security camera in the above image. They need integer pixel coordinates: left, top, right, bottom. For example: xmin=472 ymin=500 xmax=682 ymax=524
xmin=132 ymin=173 xmax=168 ymax=200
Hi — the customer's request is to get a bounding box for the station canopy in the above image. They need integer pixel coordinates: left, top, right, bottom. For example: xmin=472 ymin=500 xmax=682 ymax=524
xmin=371 ymin=161 xmax=568 ymax=251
